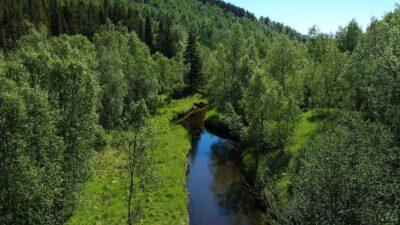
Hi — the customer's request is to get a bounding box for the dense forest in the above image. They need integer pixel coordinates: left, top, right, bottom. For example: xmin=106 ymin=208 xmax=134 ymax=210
xmin=0 ymin=0 xmax=399 ymax=224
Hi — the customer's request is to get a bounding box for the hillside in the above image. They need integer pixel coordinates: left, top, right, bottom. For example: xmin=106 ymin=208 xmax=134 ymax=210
xmin=0 ymin=0 xmax=305 ymax=50
xmin=0 ymin=0 xmax=399 ymax=225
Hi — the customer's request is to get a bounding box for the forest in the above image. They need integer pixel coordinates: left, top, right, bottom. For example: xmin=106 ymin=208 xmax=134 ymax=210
xmin=0 ymin=0 xmax=399 ymax=224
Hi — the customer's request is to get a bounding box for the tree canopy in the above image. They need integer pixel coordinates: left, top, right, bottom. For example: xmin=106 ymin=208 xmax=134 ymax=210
xmin=0 ymin=0 xmax=399 ymax=224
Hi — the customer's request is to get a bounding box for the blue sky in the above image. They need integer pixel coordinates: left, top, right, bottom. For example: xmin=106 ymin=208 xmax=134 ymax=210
xmin=227 ymin=0 xmax=399 ymax=34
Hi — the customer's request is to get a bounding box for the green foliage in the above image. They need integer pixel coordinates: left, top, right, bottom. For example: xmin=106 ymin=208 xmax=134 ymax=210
xmin=0 ymin=0 xmax=145 ymax=49
xmin=264 ymin=8 xmax=400 ymax=225
xmin=267 ymin=36 xmax=300 ymax=93
xmin=260 ymin=16 xmax=306 ymax=42
xmin=304 ymin=27 xmax=350 ymax=110
xmin=336 ymin=19 xmax=363 ymax=53
xmin=0 ymin=70 xmax=63 ymax=224
xmin=184 ymin=32 xmax=203 ymax=94
xmin=93 ymin=23 xmax=162 ymax=127
xmin=310 ymin=43 xmax=348 ymax=109
xmin=9 ymin=29 xmax=101 ymax=220
xmin=1 ymin=0 xmax=400 ymax=224
xmin=242 ymin=72 xmax=301 ymax=158
xmin=68 ymin=97 xmax=203 ymax=225
xmin=346 ymin=7 xmax=400 ymax=144
xmin=306 ymin=26 xmax=330 ymax=63
xmin=201 ymin=0 xmax=257 ymax=20
xmin=156 ymin=15 xmax=178 ymax=58
xmin=144 ymin=15 xmax=155 ymax=53
xmin=285 ymin=118 xmax=399 ymax=225
xmin=125 ymin=32 xmax=160 ymax=113
xmin=153 ymin=52 xmax=185 ymax=98
xmin=49 ymin=36 xmax=101 ymax=219
xmin=208 ymin=24 xmax=255 ymax=112
xmin=94 ymin=25 xmax=129 ymax=128
xmin=125 ymin=100 xmax=157 ymax=225
xmin=204 ymin=109 xmax=228 ymax=135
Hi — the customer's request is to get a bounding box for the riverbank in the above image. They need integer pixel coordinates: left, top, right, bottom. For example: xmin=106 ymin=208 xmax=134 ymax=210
xmin=68 ymin=97 xmax=205 ymax=225
xmin=180 ymin=108 xmax=265 ymax=225
xmin=204 ymin=109 xmax=327 ymax=205
xmin=204 ymin=108 xmax=238 ymax=140
xmin=276 ymin=110 xmax=327 ymax=199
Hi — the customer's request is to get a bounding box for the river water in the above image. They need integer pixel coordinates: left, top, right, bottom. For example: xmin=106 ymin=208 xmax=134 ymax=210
xmin=179 ymin=107 xmax=264 ymax=225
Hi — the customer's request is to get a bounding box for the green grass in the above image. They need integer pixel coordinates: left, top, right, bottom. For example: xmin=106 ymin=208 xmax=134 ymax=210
xmin=67 ymin=96 xmax=204 ymax=225
xmin=285 ymin=110 xmax=325 ymax=155
xmin=204 ymin=108 xmax=235 ymax=139
xmin=277 ymin=110 xmax=327 ymax=195
xmin=157 ymin=96 xmax=208 ymax=120
xmin=204 ymin=109 xmax=224 ymax=131
xmin=204 ymin=108 xmax=218 ymax=120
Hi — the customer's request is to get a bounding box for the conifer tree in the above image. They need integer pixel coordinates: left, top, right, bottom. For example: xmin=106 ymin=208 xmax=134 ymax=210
xmin=50 ymin=0 xmax=62 ymax=36
xmin=144 ymin=15 xmax=155 ymax=53
xmin=157 ymin=15 xmax=176 ymax=58
xmin=184 ymin=32 xmax=202 ymax=94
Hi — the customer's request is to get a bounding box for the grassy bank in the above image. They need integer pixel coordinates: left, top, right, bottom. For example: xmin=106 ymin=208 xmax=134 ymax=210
xmin=277 ymin=110 xmax=327 ymax=195
xmin=204 ymin=108 xmax=236 ymax=139
xmin=285 ymin=110 xmax=326 ymax=155
xmin=68 ymin=97 xmax=204 ymax=225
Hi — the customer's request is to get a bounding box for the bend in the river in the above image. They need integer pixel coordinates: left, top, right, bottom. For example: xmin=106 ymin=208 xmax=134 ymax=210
xmin=179 ymin=107 xmax=264 ymax=225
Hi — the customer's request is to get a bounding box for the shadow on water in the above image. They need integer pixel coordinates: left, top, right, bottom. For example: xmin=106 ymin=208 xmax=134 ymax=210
xmin=179 ymin=107 xmax=265 ymax=225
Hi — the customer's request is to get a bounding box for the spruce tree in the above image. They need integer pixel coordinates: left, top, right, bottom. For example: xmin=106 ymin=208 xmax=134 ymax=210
xmin=144 ymin=14 xmax=154 ymax=53
xmin=0 ymin=28 xmax=6 ymax=48
xmin=157 ymin=15 xmax=176 ymax=58
xmin=50 ymin=0 xmax=61 ymax=36
xmin=184 ymin=32 xmax=202 ymax=94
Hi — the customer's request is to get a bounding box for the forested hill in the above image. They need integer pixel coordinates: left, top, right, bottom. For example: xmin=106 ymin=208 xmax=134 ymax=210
xmin=200 ymin=0 xmax=257 ymax=20
xmin=198 ymin=0 xmax=306 ymax=41
xmin=1 ymin=0 xmax=399 ymax=224
xmin=1 ymin=0 xmax=309 ymax=224
xmin=0 ymin=0 xmax=305 ymax=50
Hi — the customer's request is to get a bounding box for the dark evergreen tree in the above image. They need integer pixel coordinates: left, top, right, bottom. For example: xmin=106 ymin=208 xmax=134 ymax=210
xmin=184 ymin=32 xmax=202 ymax=94
xmin=50 ymin=0 xmax=62 ymax=36
xmin=0 ymin=0 xmax=145 ymax=49
xmin=144 ymin=14 xmax=155 ymax=53
xmin=200 ymin=0 xmax=256 ymax=20
xmin=156 ymin=15 xmax=176 ymax=58
xmin=0 ymin=27 xmax=6 ymax=48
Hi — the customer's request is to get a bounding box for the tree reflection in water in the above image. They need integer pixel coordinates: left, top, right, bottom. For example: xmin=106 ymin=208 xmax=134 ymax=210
xmin=209 ymin=140 xmax=265 ymax=225
xmin=180 ymin=106 xmax=265 ymax=225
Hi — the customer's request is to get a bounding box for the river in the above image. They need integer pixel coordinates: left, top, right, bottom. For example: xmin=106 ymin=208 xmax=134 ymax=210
xmin=179 ymin=107 xmax=264 ymax=225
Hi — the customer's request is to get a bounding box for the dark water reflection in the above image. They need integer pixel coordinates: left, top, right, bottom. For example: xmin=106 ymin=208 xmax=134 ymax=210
xmin=180 ymin=107 xmax=264 ymax=225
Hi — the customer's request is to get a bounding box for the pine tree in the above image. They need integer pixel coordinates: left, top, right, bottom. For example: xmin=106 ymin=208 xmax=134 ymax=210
xmin=0 ymin=27 xmax=6 ymax=48
xmin=50 ymin=0 xmax=61 ymax=36
xmin=67 ymin=0 xmax=79 ymax=34
xmin=157 ymin=15 xmax=176 ymax=58
xmin=184 ymin=32 xmax=202 ymax=94
xmin=144 ymin=15 xmax=154 ymax=53
xmin=87 ymin=0 xmax=97 ymax=36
